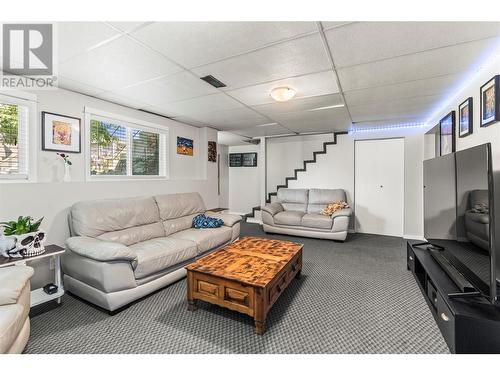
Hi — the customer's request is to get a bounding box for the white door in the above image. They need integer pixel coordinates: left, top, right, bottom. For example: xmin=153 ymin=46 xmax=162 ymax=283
xmin=355 ymin=138 xmax=405 ymax=237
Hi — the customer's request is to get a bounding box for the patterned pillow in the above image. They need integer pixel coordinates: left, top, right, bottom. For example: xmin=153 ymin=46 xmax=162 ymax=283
xmin=192 ymin=214 xmax=224 ymax=229
xmin=321 ymin=201 xmax=349 ymax=216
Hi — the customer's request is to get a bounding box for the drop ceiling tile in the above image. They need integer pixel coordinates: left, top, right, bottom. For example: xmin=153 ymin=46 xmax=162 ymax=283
xmin=159 ymin=93 xmax=245 ymax=118
xmin=321 ymin=21 xmax=356 ymax=30
xmin=343 ymin=73 xmax=460 ymax=106
xmin=269 ymin=107 xmax=351 ymax=133
xmin=59 ymin=36 xmax=182 ymax=92
xmin=111 ymin=70 xmax=219 ymax=107
xmin=337 ymin=37 xmax=500 ymax=91
xmin=58 ymin=76 xmax=105 ymax=96
xmin=253 ymin=93 xmax=343 ymax=116
xmin=192 ymin=34 xmax=331 ymax=89
xmin=349 ymin=95 xmax=441 ymax=122
xmin=95 ymin=91 xmax=150 ymax=110
xmin=141 ymin=106 xmax=179 ymax=118
xmin=57 ymin=22 xmax=121 ymax=63
xmin=218 ymin=131 xmax=250 ymax=146
xmin=235 ymin=124 xmax=292 ymax=137
xmin=326 ymin=21 xmax=500 ymax=68
xmin=171 ymin=116 xmax=207 ymax=127
xmin=183 ymin=107 xmax=270 ymax=129
xmin=107 ymin=22 xmax=150 ymax=33
xmin=226 ymin=70 xmax=339 ymax=106
xmin=132 ymin=22 xmax=317 ymax=68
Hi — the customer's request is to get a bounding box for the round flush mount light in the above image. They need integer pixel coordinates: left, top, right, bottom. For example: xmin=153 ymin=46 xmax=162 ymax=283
xmin=270 ymin=86 xmax=296 ymax=102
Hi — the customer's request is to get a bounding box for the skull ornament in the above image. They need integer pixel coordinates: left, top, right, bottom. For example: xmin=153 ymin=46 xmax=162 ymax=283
xmin=13 ymin=231 xmax=46 ymax=257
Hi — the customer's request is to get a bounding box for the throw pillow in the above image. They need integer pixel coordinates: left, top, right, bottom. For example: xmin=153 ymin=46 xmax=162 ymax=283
xmin=321 ymin=201 xmax=349 ymax=216
xmin=192 ymin=214 xmax=224 ymax=229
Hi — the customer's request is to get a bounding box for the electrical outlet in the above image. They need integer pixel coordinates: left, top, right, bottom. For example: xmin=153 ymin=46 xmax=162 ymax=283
xmin=49 ymin=257 xmax=55 ymax=270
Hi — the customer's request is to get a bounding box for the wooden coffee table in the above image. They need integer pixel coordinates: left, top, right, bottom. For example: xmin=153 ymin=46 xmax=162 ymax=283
xmin=185 ymin=236 xmax=303 ymax=334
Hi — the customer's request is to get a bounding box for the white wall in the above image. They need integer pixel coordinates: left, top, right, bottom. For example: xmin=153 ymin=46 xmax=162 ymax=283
xmin=218 ymin=144 xmax=229 ymax=208
xmin=228 ymin=144 xmax=260 ymax=214
xmin=266 ymin=134 xmax=335 ymax=194
xmin=0 ymin=87 xmax=219 ymax=247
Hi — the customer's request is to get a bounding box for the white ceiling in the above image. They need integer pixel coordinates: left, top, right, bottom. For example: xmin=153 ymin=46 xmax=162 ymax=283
xmin=54 ymin=21 xmax=500 ymax=141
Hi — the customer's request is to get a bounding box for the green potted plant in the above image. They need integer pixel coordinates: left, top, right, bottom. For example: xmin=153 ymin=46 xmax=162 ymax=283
xmin=0 ymin=216 xmax=45 ymax=258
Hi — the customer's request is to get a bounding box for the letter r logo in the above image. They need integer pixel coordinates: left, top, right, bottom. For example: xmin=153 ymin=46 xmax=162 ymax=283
xmin=2 ymin=24 xmax=53 ymax=75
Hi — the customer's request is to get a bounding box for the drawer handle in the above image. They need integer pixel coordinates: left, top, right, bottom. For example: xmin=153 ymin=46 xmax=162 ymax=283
xmin=276 ymin=285 xmax=282 ymax=293
xmin=440 ymin=312 xmax=450 ymax=322
xmin=409 ymin=256 xmax=414 ymax=261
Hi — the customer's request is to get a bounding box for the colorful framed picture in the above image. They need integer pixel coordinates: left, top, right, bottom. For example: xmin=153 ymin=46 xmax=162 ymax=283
xmin=458 ymin=97 xmax=473 ymax=138
xmin=439 ymin=111 xmax=455 ymax=156
xmin=41 ymin=111 xmax=81 ymax=153
xmin=208 ymin=141 xmax=217 ymax=162
xmin=177 ymin=136 xmax=193 ymax=156
xmin=480 ymin=75 xmax=500 ymax=127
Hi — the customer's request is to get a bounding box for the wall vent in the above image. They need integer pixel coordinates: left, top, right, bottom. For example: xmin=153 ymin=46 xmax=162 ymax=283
xmin=200 ymin=75 xmax=226 ymax=88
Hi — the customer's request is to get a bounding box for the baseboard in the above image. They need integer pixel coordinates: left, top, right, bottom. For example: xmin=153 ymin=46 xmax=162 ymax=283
xmin=246 ymin=218 xmax=262 ymax=225
xmin=403 ymin=234 xmax=425 ymax=241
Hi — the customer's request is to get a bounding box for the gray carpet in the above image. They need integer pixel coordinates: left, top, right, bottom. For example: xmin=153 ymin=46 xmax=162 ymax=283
xmin=26 ymin=223 xmax=449 ymax=354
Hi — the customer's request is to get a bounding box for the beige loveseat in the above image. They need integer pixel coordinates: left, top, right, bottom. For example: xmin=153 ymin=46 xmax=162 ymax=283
xmin=262 ymin=188 xmax=351 ymax=241
xmin=0 ymin=266 xmax=33 ymax=354
xmin=63 ymin=192 xmax=241 ymax=312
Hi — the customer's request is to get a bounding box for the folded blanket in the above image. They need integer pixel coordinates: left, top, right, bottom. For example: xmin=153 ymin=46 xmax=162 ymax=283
xmin=321 ymin=201 xmax=350 ymax=216
xmin=192 ymin=214 xmax=224 ymax=229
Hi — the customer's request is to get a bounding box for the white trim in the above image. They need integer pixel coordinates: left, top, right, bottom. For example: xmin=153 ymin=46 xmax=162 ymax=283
xmin=404 ymin=234 xmax=425 ymax=241
xmin=0 ymin=92 xmax=37 ymax=183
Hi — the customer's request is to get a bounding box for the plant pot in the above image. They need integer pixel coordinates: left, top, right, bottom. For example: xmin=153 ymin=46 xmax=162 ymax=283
xmin=11 ymin=231 xmax=46 ymax=257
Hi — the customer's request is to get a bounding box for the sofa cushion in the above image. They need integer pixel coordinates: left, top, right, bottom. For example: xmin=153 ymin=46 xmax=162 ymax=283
xmin=97 ymin=222 xmax=165 ymax=246
xmin=302 ymin=213 xmax=333 ymax=229
xmin=129 ymin=238 xmax=197 ymax=279
xmin=163 ymin=214 xmax=198 ymax=236
xmin=155 ymin=193 xmax=206 ymax=220
xmin=169 ymin=227 xmax=232 ymax=255
xmin=277 ymin=188 xmax=308 ymax=212
xmin=308 ymin=189 xmax=347 ymax=213
xmin=71 ymin=196 xmax=161 ymax=238
xmin=274 ymin=210 xmax=305 ymax=226
xmin=0 ymin=304 xmax=25 ymax=354
xmin=0 ymin=266 xmax=33 ymax=305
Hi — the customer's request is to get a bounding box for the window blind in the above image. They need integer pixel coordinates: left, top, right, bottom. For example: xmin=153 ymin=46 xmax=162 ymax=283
xmin=0 ymin=101 xmax=29 ymax=178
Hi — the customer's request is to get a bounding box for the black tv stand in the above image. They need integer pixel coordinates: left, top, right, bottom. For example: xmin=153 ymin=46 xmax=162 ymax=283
xmin=407 ymin=240 xmax=500 ymax=353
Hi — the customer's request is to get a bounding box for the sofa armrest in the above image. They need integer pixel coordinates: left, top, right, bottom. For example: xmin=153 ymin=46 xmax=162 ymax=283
xmin=262 ymin=202 xmax=284 ymax=217
xmin=66 ymin=236 xmax=137 ymax=264
xmin=331 ymin=208 xmax=352 ymax=219
xmin=0 ymin=266 xmax=34 ymax=305
xmin=205 ymin=212 xmax=242 ymax=227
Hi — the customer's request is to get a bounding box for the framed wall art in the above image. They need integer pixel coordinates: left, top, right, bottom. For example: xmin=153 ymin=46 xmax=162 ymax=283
xmin=458 ymin=97 xmax=473 ymax=138
xmin=208 ymin=141 xmax=217 ymax=162
xmin=41 ymin=111 xmax=81 ymax=153
xmin=480 ymin=75 xmax=500 ymax=127
xmin=177 ymin=136 xmax=193 ymax=156
xmin=439 ymin=111 xmax=455 ymax=156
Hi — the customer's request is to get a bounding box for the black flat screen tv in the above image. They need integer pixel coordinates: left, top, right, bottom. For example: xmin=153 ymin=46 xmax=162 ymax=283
xmin=424 ymin=143 xmax=497 ymax=302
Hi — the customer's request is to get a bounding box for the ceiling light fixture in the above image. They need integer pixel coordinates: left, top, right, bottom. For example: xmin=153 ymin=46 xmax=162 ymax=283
xmin=270 ymin=86 xmax=296 ymax=102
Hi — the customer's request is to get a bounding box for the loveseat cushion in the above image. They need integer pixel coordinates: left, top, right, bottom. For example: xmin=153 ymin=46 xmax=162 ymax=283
xmin=0 ymin=304 xmax=25 ymax=354
xmin=169 ymin=227 xmax=232 ymax=255
xmin=308 ymin=189 xmax=347 ymax=213
xmin=0 ymin=266 xmax=33 ymax=305
xmin=277 ymin=188 xmax=308 ymax=212
xmin=274 ymin=210 xmax=305 ymax=226
xmin=129 ymin=238 xmax=197 ymax=279
xmin=302 ymin=213 xmax=333 ymax=229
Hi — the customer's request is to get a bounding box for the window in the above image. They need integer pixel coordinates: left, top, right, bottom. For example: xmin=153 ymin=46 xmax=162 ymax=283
xmin=0 ymin=94 xmax=34 ymax=180
xmin=87 ymin=110 xmax=167 ymax=179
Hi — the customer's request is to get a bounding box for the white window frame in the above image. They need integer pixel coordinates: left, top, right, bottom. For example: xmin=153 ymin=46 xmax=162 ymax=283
xmin=84 ymin=107 xmax=169 ymax=181
xmin=0 ymin=91 xmax=37 ymax=183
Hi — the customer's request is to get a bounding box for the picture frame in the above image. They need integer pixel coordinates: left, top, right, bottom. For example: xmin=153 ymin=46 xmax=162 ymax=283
xmin=208 ymin=141 xmax=217 ymax=162
xmin=458 ymin=97 xmax=473 ymax=138
xmin=177 ymin=136 xmax=193 ymax=156
xmin=41 ymin=111 xmax=81 ymax=153
xmin=439 ymin=111 xmax=455 ymax=156
xmin=480 ymin=75 xmax=500 ymax=127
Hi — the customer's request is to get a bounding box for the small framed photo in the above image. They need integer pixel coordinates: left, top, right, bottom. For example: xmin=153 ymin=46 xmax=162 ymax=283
xmin=42 ymin=111 xmax=81 ymax=153
xmin=458 ymin=97 xmax=473 ymax=138
xmin=439 ymin=111 xmax=455 ymax=156
xmin=480 ymin=75 xmax=500 ymax=127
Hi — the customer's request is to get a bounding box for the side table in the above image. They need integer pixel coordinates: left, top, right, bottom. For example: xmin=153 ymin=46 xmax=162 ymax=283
xmin=0 ymin=244 xmax=65 ymax=307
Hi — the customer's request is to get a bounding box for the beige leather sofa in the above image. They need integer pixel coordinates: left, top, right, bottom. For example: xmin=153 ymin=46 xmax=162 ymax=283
xmin=0 ymin=266 xmax=33 ymax=354
xmin=262 ymin=188 xmax=351 ymax=241
xmin=63 ymin=192 xmax=241 ymax=312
